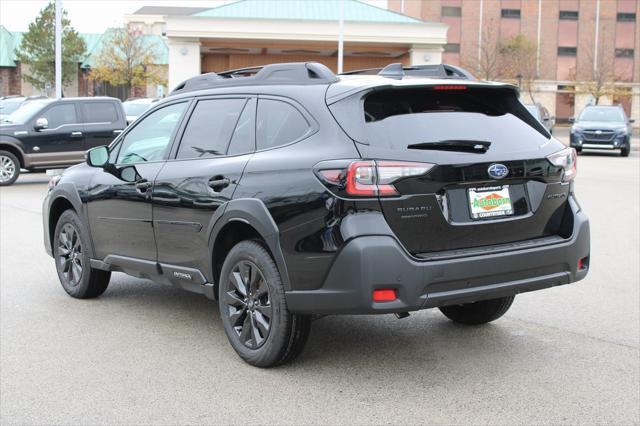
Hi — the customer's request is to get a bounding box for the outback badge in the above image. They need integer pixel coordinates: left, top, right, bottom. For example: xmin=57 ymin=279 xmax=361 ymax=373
xmin=487 ymin=163 xmax=509 ymax=179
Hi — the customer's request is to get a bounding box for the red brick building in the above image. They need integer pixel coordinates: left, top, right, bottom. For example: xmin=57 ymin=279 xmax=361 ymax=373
xmin=389 ymin=0 xmax=640 ymax=123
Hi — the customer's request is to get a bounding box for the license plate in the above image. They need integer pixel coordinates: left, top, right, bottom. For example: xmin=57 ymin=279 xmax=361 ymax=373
xmin=468 ymin=186 xmax=514 ymax=219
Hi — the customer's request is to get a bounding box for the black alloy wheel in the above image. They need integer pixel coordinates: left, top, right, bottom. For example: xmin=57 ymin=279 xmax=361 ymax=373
xmin=57 ymin=223 xmax=84 ymax=287
xmin=224 ymin=260 xmax=273 ymax=349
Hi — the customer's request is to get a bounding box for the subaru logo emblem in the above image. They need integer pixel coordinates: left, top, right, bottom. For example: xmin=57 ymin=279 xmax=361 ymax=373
xmin=595 ymin=130 xmax=602 ymax=134
xmin=488 ymin=163 xmax=509 ymax=179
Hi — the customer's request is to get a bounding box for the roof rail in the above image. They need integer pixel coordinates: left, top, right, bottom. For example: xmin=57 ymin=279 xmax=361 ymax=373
xmin=340 ymin=63 xmax=476 ymax=80
xmin=170 ymin=62 xmax=339 ymax=95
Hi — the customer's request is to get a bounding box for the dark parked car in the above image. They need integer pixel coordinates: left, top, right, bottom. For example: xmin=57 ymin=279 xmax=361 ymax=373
xmin=43 ymin=63 xmax=590 ymax=367
xmin=0 ymin=97 xmax=126 ymax=185
xmin=570 ymin=105 xmax=634 ymax=156
xmin=524 ymin=102 xmax=554 ymax=134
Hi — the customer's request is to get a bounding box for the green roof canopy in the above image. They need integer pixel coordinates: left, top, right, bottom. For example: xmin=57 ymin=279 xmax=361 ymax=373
xmin=193 ymin=0 xmax=423 ymax=24
xmin=0 ymin=25 xmax=167 ymax=68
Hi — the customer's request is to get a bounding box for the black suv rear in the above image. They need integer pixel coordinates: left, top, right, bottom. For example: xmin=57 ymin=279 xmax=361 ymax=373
xmin=43 ymin=63 xmax=590 ymax=367
xmin=0 ymin=97 xmax=125 ymax=185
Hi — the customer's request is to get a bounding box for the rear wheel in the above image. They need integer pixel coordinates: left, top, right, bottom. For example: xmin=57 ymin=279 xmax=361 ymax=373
xmin=219 ymin=240 xmax=311 ymax=367
xmin=0 ymin=150 xmax=20 ymax=186
xmin=439 ymin=296 xmax=515 ymax=325
xmin=54 ymin=210 xmax=111 ymax=298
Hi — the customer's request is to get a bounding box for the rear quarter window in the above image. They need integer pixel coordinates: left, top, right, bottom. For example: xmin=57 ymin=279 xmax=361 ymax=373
xmin=256 ymin=99 xmax=310 ymax=150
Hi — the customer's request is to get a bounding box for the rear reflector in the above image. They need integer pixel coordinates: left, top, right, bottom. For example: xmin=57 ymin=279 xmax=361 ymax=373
xmin=578 ymin=256 xmax=589 ymax=270
xmin=372 ymin=289 xmax=397 ymax=302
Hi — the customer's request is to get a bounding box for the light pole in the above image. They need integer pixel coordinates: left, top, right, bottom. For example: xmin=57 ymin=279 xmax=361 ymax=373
xmin=337 ymin=0 xmax=344 ymax=74
xmin=55 ymin=0 xmax=62 ymax=98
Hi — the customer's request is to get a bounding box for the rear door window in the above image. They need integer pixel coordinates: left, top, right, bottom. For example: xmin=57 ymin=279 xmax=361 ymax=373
xmin=83 ymin=102 xmax=119 ymax=123
xmin=176 ymin=98 xmax=247 ymax=159
xmin=227 ymin=98 xmax=256 ymax=156
xmin=256 ymin=99 xmax=309 ymax=150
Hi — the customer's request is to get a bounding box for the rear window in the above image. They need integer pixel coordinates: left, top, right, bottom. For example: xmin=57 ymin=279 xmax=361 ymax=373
xmin=360 ymin=87 xmax=547 ymax=148
xmin=84 ymin=102 xmax=119 ymax=123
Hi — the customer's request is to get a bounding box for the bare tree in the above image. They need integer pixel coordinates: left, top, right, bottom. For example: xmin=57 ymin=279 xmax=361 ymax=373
xmin=499 ymin=34 xmax=538 ymax=103
xmin=568 ymin=22 xmax=628 ymax=104
xmin=461 ymin=18 xmax=504 ymax=81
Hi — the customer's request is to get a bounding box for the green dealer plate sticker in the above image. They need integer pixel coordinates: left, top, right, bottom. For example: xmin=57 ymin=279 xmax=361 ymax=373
xmin=468 ymin=185 xmax=514 ymax=220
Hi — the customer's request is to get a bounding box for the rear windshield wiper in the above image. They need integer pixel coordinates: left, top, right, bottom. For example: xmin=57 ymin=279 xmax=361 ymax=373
xmin=407 ymin=140 xmax=491 ymax=153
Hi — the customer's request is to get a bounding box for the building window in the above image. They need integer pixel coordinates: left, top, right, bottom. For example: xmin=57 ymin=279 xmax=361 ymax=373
xmin=441 ymin=6 xmax=461 ymax=17
xmin=558 ymin=46 xmax=577 ymax=57
xmin=559 ymin=10 xmax=579 ymax=20
xmin=615 ymin=48 xmax=634 ymax=58
xmin=444 ymin=43 xmax=460 ymax=53
xmin=501 ymin=9 xmax=521 ymax=19
xmin=617 ymin=12 xmax=636 ymax=22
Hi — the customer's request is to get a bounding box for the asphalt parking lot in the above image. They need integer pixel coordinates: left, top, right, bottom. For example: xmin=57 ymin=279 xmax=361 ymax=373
xmin=1 ymin=138 xmax=639 ymax=424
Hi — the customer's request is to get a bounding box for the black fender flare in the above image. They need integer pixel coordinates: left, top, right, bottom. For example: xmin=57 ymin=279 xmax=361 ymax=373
xmin=208 ymin=198 xmax=291 ymax=290
xmin=46 ymin=183 xmax=93 ymax=253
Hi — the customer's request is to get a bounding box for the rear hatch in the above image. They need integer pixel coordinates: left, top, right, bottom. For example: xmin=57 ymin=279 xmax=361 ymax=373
xmin=328 ymin=83 xmax=575 ymax=257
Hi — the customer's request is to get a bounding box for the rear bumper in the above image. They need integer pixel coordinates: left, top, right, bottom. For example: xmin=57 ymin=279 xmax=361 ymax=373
xmin=285 ymin=197 xmax=590 ymax=315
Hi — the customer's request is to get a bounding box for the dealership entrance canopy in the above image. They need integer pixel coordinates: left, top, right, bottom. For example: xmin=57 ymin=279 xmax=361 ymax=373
xmin=126 ymin=0 xmax=448 ymax=91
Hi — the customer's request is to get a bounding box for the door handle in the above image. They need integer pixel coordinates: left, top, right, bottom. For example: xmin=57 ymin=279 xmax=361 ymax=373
xmin=135 ymin=180 xmax=152 ymax=192
xmin=208 ymin=177 xmax=230 ymax=191
xmin=113 ymin=129 xmax=123 ymax=135
xmin=71 ymin=131 xmax=83 ymax=137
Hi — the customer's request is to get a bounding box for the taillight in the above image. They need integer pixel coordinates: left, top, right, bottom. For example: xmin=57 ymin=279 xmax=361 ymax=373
xmin=320 ymin=160 xmax=434 ymax=197
xmin=547 ymin=147 xmax=577 ymax=182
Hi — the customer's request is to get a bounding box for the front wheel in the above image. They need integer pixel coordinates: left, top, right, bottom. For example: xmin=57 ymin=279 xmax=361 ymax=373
xmin=439 ymin=295 xmax=515 ymax=325
xmin=0 ymin=150 xmax=20 ymax=186
xmin=54 ymin=210 xmax=111 ymax=298
xmin=219 ymin=240 xmax=311 ymax=367
xmin=621 ymin=146 xmax=630 ymax=157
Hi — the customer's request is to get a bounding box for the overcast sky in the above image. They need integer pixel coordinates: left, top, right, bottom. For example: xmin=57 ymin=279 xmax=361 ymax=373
xmin=1 ymin=0 xmax=389 ymax=33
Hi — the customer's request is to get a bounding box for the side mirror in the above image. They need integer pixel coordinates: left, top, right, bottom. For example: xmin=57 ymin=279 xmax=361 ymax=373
xmin=629 ymin=119 xmax=635 ymax=123
xmin=568 ymin=117 xmax=575 ymax=123
xmin=34 ymin=117 xmax=48 ymax=131
xmin=86 ymin=146 xmax=109 ymax=167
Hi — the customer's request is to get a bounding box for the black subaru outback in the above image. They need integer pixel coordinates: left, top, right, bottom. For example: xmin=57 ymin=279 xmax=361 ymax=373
xmin=43 ymin=63 xmax=590 ymax=367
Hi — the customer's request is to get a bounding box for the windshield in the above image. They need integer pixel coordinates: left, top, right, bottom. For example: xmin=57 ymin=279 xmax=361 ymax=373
xmin=525 ymin=105 xmax=540 ymax=120
xmin=0 ymin=98 xmax=25 ymax=117
xmin=2 ymin=100 xmax=52 ymax=124
xmin=123 ymin=102 xmax=153 ymax=117
xmin=579 ymin=107 xmax=625 ymax=122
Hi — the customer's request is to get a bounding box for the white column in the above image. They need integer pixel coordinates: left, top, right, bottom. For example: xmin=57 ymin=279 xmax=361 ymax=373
xmin=409 ymin=45 xmax=443 ymax=65
xmin=167 ymin=38 xmax=201 ymax=92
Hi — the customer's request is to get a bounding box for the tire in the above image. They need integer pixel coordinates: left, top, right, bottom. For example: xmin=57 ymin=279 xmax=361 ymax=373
xmin=439 ymin=295 xmax=515 ymax=325
xmin=621 ymin=146 xmax=630 ymax=157
xmin=0 ymin=150 xmax=20 ymax=186
xmin=53 ymin=210 xmax=111 ymax=299
xmin=218 ymin=240 xmax=311 ymax=367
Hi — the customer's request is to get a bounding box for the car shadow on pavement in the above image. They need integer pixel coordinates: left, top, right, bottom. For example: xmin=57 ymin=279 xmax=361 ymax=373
xmin=98 ymin=274 xmax=528 ymax=371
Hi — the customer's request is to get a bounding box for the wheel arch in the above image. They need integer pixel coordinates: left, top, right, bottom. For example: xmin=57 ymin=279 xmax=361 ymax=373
xmin=0 ymin=139 xmax=26 ymax=168
xmin=209 ymin=198 xmax=290 ymax=291
xmin=46 ymin=185 xmax=90 ymax=255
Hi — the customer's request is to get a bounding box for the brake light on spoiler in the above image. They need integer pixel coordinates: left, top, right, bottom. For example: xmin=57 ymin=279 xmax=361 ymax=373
xmin=318 ymin=160 xmax=434 ymax=197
